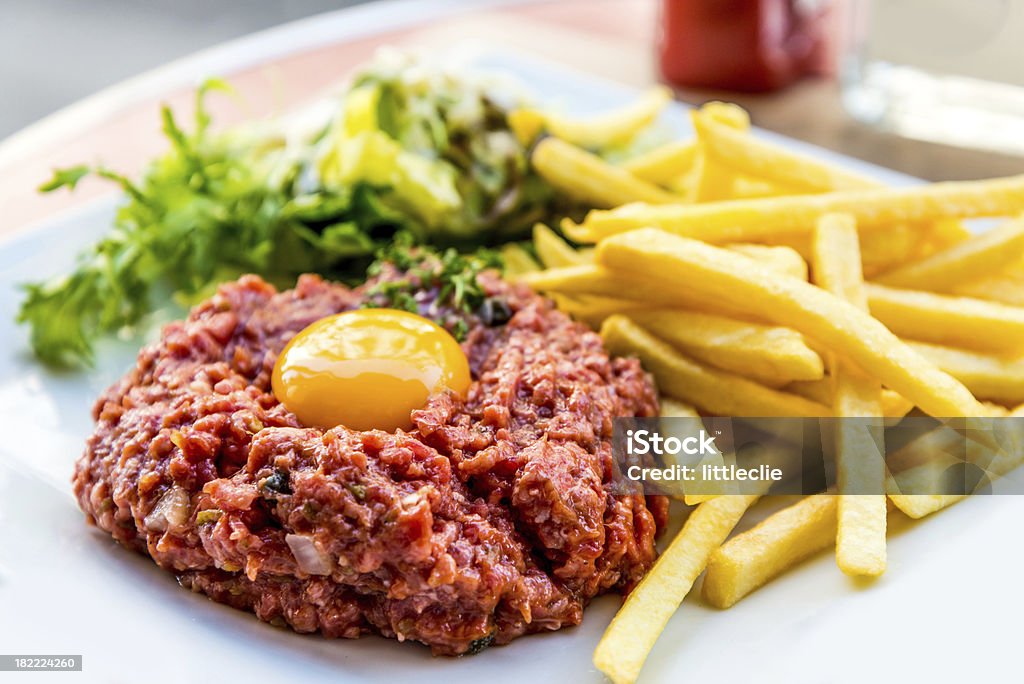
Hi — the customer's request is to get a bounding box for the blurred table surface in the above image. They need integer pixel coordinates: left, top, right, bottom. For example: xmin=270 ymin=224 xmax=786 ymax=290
xmin=2 ymin=0 xmax=1022 ymax=237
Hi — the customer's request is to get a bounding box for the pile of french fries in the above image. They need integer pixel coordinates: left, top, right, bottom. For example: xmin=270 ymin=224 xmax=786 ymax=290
xmin=510 ymin=93 xmax=1024 ymax=683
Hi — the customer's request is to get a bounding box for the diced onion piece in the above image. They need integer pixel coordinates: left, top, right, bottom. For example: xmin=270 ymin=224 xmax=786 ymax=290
xmin=144 ymin=486 xmax=190 ymax=532
xmin=286 ymin=533 xmax=333 ymax=576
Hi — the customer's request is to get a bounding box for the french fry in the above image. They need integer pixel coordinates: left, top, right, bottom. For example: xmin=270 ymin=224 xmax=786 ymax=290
xmin=594 ymin=494 xmax=759 ymax=684
xmin=881 ymin=390 xmax=914 ymax=419
xmin=866 ymin=283 xmax=1024 ymax=352
xmin=726 ymin=243 xmax=808 ymax=280
xmin=928 ymin=218 xmax=973 ymax=249
xmin=524 ymin=264 xmax=705 ymax=309
xmin=786 ymin=378 xmax=834 ymax=407
xmin=628 ymin=309 xmax=824 ymax=386
xmin=765 ymin=222 xmax=950 ymax=277
xmin=538 ymin=86 xmax=672 ymax=149
xmin=983 ymin=401 xmax=1011 ymax=417
xmin=596 ymin=229 xmax=989 ymax=417
xmin=886 ymin=427 xmax=1024 ymax=518
xmin=702 ymin=494 xmax=837 ymax=609
xmin=525 ymin=264 xmax=764 ymax=322
xmin=576 ymin=174 xmax=1024 ymax=243
xmin=811 ymin=213 xmax=886 ymax=577
xmin=730 ymin=177 xmax=804 ymax=199
xmin=600 ymin=315 xmax=830 ymax=417
xmin=951 ymin=253 xmax=1024 ymax=305
xmin=657 ymin=399 xmax=725 ymax=504
xmin=691 ymin=103 xmax=750 ymax=202
xmin=875 ymin=215 xmax=1024 ymax=291
xmin=526 ymin=255 xmax=806 ymax=320
xmin=531 ymin=137 xmax=680 ymax=208
xmin=887 ymin=488 xmax=965 ymax=520
xmin=691 ymin=151 xmax=734 ymax=203
xmin=907 ymin=340 xmax=1024 ymax=405
xmin=886 ymin=406 xmax=1024 ymax=518
xmin=691 ymin=109 xmax=878 ymax=192
xmin=550 ymin=293 xmax=656 ymax=329
xmin=783 ymin=380 xmax=911 ymax=419
xmin=659 ymin=397 xmax=700 ymax=418
xmin=857 ymin=223 xmax=928 ymax=277
xmin=532 ymin=223 xmax=585 ymax=268
xmin=699 ymin=101 xmax=750 ymax=128
xmin=952 ymin=266 xmax=1024 ymax=307
xmin=507 ymin=108 xmax=546 ymax=145
xmin=500 ymin=244 xmax=541 ymax=277
xmin=812 ymin=214 xmax=871 ymax=305
xmin=622 ymin=140 xmax=697 ymax=186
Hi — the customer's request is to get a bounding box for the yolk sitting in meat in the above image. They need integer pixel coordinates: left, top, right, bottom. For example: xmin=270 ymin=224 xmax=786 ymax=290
xmin=272 ymin=308 xmax=471 ymax=432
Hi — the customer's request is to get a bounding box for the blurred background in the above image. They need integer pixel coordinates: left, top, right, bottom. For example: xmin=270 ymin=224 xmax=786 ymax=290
xmin=3 ymin=0 xmax=1023 ymax=185
xmin=1 ymin=0 xmax=370 ymax=138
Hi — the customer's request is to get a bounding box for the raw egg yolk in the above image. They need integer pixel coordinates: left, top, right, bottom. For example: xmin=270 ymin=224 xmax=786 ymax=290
xmin=272 ymin=308 xmax=471 ymax=432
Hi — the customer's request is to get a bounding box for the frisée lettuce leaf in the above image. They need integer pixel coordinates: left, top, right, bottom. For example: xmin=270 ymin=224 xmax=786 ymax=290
xmin=18 ymin=53 xmax=573 ymax=367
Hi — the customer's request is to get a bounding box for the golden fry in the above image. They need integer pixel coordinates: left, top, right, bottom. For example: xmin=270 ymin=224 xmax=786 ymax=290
xmin=786 ymin=378 xmax=834 ymax=407
xmin=540 ymin=86 xmax=672 ymax=149
xmin=867 ymin=283 xmax=1024 ymax=352
xmin=812 ymin=213 xmax=886 ymax=577
xmin=702 ymin=494 xmax=837 ymax=609
xmin=532 ymin=138 xmax=679 ymax=208
xmin=875 ymin=215 xmax=1024 ymax=291
xmin=881 ymin=390 xmax=914 ymax=419
xmin=507 ymin=108 xmax=545 ymax=145
xmin=730 ymin=177 xmax=805 ymax=199
xmin=887 ymin=430 xmax=1023 ymax=518
xmin=622 ymin=140 xmax=697 ymax=186
xmin=628 ymin=308 xmax=824 ymax=386
xmin=783 ymin=381 xmax=911 ymax=419
xmin=764 ymin=223 xmax=946 ymax=277
xmin=657 ymin=399 xmax=725 ymax=504
xmin=524 ymin=264 xmax=764 ymax=322
xmin=596 ymin=229 xmax=988 ymax=417
xmin=908 ymin=340 xmax=1024 ymax=405
xmin=524 ymin=264 xmax=703 ymax=309
xmin=499 ymin=244 xmax=541 ymax=278
xmin=927 ymin=218 xmax=974 ymax=249
xmin=726 ymin=243 xmax=808 ymax=280
xmin=952 ymin=267 xmax=1024 ymax=307
xmin=551 ymin=293 xmax=655 ymax=328
xmin=594 ymin=494 xmax=758 ymax=684
xmin=659 ymin=397 xmax=700 ymax=418
xmin=577 ymin=174 xmax=1024 ymax=243
xmin=691 ymin=109 xmax=877 ymax=192
xmin=691 ymin=102 xmax=750 ymax=202
xmin=857 ymin=223 xmax=925 ymax=277
xmin=600 ymin=315 xmax=830 ymax=417
xmin=532 ymin=223 xmax=586 ymax=268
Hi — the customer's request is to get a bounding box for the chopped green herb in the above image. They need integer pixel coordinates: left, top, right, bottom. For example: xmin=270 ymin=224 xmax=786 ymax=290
xmin=301 ymin=501 xmax=321 ymax=521
xmin=260 ymin=469 xmax=291 ymax=496
xmin=467 ymin=635 xmax=495 ymax=655
xmin=346 ymin=483 xmax=368 ymax=501
xmin=363 ymin=235 xmax=501 ymax=340
xmin=196 ymin=509 xmax=223 ymax=525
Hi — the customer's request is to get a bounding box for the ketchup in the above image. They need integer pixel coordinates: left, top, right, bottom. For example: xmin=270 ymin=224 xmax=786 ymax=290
xmin=658 ymin=0 xmax=835 ymax=92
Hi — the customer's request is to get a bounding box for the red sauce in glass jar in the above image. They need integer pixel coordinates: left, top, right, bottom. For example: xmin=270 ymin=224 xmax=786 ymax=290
xmin=659 ymin=0 xmax=835 ymax=92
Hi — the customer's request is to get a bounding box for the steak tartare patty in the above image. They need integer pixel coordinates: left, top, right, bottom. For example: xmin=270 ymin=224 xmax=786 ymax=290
xmin=73 ymin=269 xmax=666 ymax=655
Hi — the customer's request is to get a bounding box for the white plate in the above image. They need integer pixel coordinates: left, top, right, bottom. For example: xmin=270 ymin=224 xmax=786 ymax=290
xmin=2 ymin=45 xmax=1022 ymax=684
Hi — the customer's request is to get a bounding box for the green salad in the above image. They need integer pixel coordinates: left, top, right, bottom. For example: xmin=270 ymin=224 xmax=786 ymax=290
xmin=17 ymin=52 xmax=656 ymax=367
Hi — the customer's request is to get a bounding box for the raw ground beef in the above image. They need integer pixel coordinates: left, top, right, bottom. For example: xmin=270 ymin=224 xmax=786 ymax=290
xmin=73 ymin=270 xmax=666 ymax=655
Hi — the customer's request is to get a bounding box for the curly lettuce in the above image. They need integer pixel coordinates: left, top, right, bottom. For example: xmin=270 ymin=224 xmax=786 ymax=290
xmin=18 ymin=54 xmax=574 ymax=367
